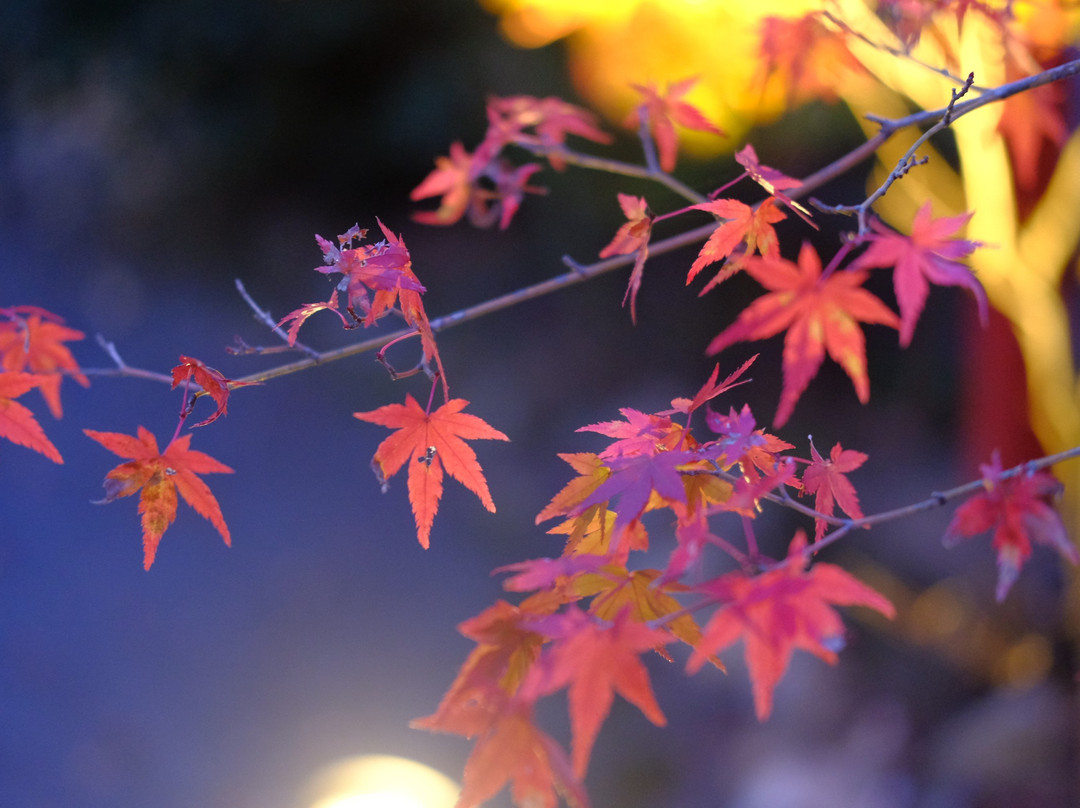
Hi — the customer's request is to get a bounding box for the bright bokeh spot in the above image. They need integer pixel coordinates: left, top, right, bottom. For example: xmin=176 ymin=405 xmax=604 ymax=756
xmin=303 ymin=755 xmax=459 ymax=808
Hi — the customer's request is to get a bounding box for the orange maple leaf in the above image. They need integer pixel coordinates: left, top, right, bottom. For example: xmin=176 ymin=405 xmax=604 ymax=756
xmin=707 ymin=242 xmax=900 ymax=426
xmin=455 ymin=697 xmax=589 ymax=808
xmin=755 ymin=13 xmax=864 ymax=106
xmin=413 ymin=600 xmax=548 ymax=739
xmin=354 ymin=394 xmax=509 ymax=548
xmin=535 ymin=452 xmax=611 ymax=526
xmin=522 ymin=607 xmax=670 ymax=778
xmin=0 ymin=371 xmax=63 ymax=463
xmin=0 ymin=307 xmax=89 ymax=418
xmin=85 ymin=427 xmax=234 ymax=569
xmin=598 ymin=194 xmax=653 ymax=324
xmin=688 ymin=531 xmax=895 ymax=720
xmin=687 ymin=197 xmax=785 ymax=289
xmin=626 ymin=77 xmax=725 ymax=172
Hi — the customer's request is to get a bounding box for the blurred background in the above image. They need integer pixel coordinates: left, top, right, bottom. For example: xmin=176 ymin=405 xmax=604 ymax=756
xmin=1 ymin=1 xmax=1077 ymax=806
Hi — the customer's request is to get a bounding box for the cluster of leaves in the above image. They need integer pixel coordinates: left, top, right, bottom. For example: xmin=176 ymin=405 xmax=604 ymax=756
xmin=0 ymin=305 xmax=88 ymax=464
xmin=4 ymin=2 xmax=1079 ymax=807
xmin=395 ymin=5 xmax=1077 ymax=806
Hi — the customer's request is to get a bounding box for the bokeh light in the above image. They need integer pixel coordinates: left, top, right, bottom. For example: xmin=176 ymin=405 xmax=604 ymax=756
xmin=302 ymin=755 xmax=459 ymax=808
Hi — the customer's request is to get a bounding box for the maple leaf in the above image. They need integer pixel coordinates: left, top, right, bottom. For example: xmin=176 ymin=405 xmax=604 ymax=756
xmin=944 ymin=451 xmax=1078 ymax=601
xmin=575 ymin=449 xmax=696 ymax=539
xmin=755 ymin=13 xmax=864 ymax=106
xmin=309 ymin=221 xmax=447 ymax=397
xmin=276 ymin=289 xmax=350 ymax=346
xmin=687 ymin=531 xmax=895 ymax=719
xmin=171 ymin=355 xmax=259 ymax=428
xmin=801 ymin=438 xmax=867 ymax=541
xmin=485 ymin=160 xmax=546 ymax=230
xmin=578 ymin=407 xmax=682 ymax=460
xmin=410 ymin=141 xmax=481 ymax=226
xmin=315 ymin=219 xmax=427 ymax=327
xmin=522 ymin=607 xmax=670 ymax=778
xmin=353 ymin=395 xmax=509 ymax=548
xmin=455 ymin=698 xmax=589 ymax=808
xmin=536 ymin=452 xmax=611 ymax=525
xmin=0 ymin=308 xmax=89 ymax=418
xmin=852 ymin=202 xmax=987 ymax=347
xmin=413 ymin=601 xmax=548 ymax=739
xmin=704 ymin=404 xmax=794 ymax=484
xmin=598 ymin=194 xmax=654 ymax=324
xmin=85 ymin=427 xmax=233 ymax=569
xmin=997 ymin=56 xmax=1067 ymax=192
xmin=707 ymin=241 xmax=900 ymax=427
xmin=687 ymin=198 xmax=785 ymax=288
xmin=877 ymin=0 xmax=944 ymax=50
xmin=733 ymin=144 xmax=813 ymax=224
xmin=548 ymin=508 xmax=650 ymax=564
xmin=0 ymin=371 xmax=63 ymax=463
xmin=662 ymin=355 xmax=757 ymax=419
xmin=626 ymin=77 xmax=725 ymax=172
xmin=576 ymin=565 xmax=716 ymax=666
xmin=495 ymin=555 xmax=607 ymax=593
xmin=486 ymin=95 xmax=611 ymax=171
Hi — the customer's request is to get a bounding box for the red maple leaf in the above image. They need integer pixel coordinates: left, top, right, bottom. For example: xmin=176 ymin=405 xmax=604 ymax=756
xmin=314 ymin=219 xmax=427 ymax=327
xmin=662 ymin=355 xmax=757 ymax=420
xmin=997 ymin=55 xmax=1067 ymax=192
xmin=353 ymin=395 xmax=509 ymax=548
xmin=598 ymin=194 xmax=654 ymax=324
xmin=626 ymin=77 xmax=725 ymax=172
xmin=276 ymin=289 xmax=351 ymax=346
xmin=495 ymin=555 xmax=607 ymax=593
xmin=687 ymin=197 xmax=785 ymax=288
xmin=0 ymin=371 xmax=63 ymax=463
xmin=522 ymin=607 xmax=670 ymax=778
xmin=688 ymin=531 xmax=895 ymax=719
xmin=852 ymin=202 xmax=987 ymax=347
xmin=733 ymin=144 xmax=813 ymax=223
xmin=801 ymin=438 xmax=867 ymax=541
xmin=302 ymin=221 xmax=447 ymax=397
xmin=486 ymin=94 xmax=611 ymax=171
xmin=0 ymin=308 xmax=89 ymax=418
xmin=410 ymin=141 xmax=482 ymax=226
xmin=85 ymin=427 xmax=233 ymax=569
xmin=171 ymin=355 xmax=259 ymax=428
xmin=707 ymin=241 xmax=900 ymax=426
xmin=944 ymin=451 xmax=1078 ymax=601
xmin=577 ymin=406 xmax=682 ymax=460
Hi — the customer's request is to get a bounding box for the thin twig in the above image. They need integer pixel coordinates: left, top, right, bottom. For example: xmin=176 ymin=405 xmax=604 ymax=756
xmin=822 ymin=10 xmax=988 ymax=90
xmin=234 ymin=278 xmax=320 ymax=359
xmin=520 ymin=143 xmax=708 ymax=205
